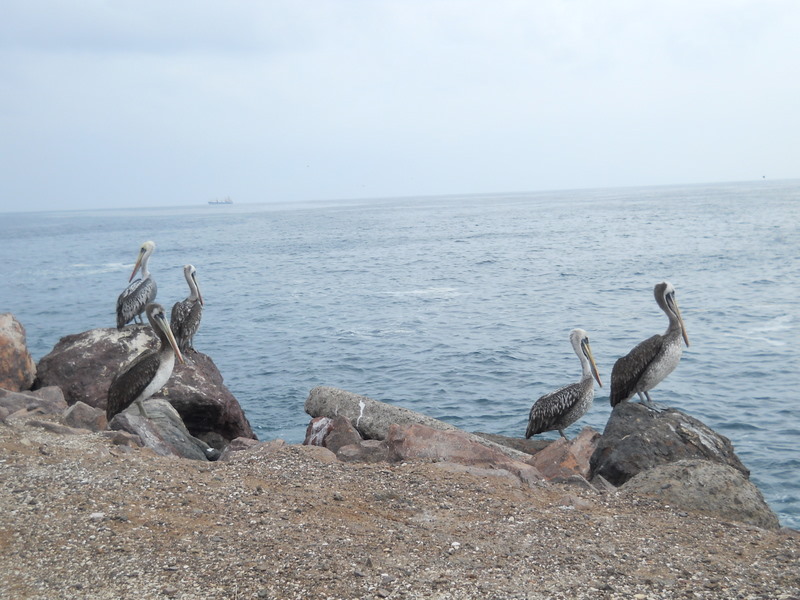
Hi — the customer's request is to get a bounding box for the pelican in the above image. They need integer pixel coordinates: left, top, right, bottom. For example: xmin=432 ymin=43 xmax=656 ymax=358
xmin=525 ymin=329 xmax=603 ymax=440
xmin=171 ymin=264 xmax=204 ymax=352
xmin=107 ymin=303 xmax=184 ymax=420
xmin=116 ymin=241 xmax=157 ymax=329
xmin=610 ymin=281 xmax=690 ymax=410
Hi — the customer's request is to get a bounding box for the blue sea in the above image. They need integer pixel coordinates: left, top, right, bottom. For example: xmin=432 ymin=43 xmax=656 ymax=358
xmin=2 ymin=180 xmax=799 ymax=528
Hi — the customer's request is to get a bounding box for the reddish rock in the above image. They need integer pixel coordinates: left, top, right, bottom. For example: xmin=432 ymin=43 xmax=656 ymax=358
xmin=385 ymin=423 xmax=542 ymax=486
xmin=304 ymin=415 xmax=363 ymax=453
xmin=0 ymin=314 xmax=36 ymax=392
xmin=168 ymin=350 xmax=256 ymax=443
xmin=528 ymin=427 xmax=600 ymax=481
xmin=304 ymin=416 xmax=333 ymax=446
xmin=63 ymin=401 xmax=108 ymax=432
xmin=336 ymin=439 xmax=391 ymax=463
xmin=33 ymin=326 xmax=255 ymax=443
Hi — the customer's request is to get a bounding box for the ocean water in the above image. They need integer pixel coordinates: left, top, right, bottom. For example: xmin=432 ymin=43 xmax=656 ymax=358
xmin=1 ymin=180 xmax=799 ymax=528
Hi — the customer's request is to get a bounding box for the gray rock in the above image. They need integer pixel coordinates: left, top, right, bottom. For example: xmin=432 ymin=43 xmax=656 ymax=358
xmin=621 ymin=459 xmax=780 ymax=530
xmin=590 ymin=402 xmax=748 ymax=486
xmin=0 ymin=314 xmax=36 ymax=392
xmin=305 ymin=386 xmax=460 ymax=440
xmin=108 ymin=398 xmax=220 ymax=461
xmin=217 ymin=436 xmax=265 ymax=461
xmin=27 ymin=420 xmax=91 ymax=436
xmin=0 ymin=387 xmax=68 ymax=415
xmin=34 ymin=326 xmax=255 ymax=443
xmin=63 ymin=401 xmax=107 ymax=432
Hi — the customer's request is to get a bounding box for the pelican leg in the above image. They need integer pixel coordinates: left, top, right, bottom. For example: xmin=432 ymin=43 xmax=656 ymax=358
xmin=135 ymin=399 xmax=150 ymax=419
xmin=638 ymin=391 xmax=665 ymax=412
xmin=558 ymin=429 xmax=569 ymax=440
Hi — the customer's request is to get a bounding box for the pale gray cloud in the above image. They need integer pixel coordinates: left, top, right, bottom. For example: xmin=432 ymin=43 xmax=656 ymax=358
xmin=1 ymin=0 xmax=798 ymax=211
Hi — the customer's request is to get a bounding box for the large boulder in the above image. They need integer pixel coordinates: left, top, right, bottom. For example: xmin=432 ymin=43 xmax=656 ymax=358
xmin=33 ymin=326 xmax=255 ymax=444
xmin=621 ymin=459 xmax=780 ymax=530
xmin=305 ymin=386 xmax=461 ymax=440
xmin=590 ymin=402 xmax=748 ymax=486
xmin=108 ymin=398 xmax=220 ymax=461
xmin=0 ymin=314 xmax=36 ymax=392
xmin=385 ymin=423 xmax=543 ymax=486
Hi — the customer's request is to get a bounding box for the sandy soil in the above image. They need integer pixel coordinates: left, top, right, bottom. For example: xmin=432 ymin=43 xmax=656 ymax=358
xmin=1 ymin=414 xmax=798 ymax=600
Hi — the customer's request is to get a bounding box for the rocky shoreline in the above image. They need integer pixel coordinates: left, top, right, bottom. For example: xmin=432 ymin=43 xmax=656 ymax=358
xmin=2 ymin=313 xmax=799 ymax=598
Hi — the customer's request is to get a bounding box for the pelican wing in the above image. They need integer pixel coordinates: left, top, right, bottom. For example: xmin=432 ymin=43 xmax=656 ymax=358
xmin=171 ymin=299 xmax=202 ymax=351
xmin=526 ymin=381 xmax=582 ymax=438
xmin=116 ymin=278 xmax=157 ymax=328
xmin=106 ymin=351 xmax=160 ymax=419
xmin=610 ymin=334 xmax=663 ymax=406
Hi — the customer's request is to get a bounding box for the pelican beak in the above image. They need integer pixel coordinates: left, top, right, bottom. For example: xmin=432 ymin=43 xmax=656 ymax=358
xmin=156 ymin=313 xmax=185 ymax=364
xmin=584 ymin=340 xmax=603 ymax=388
xmin=674 ymin=298 xmax=690 ymax=347
xmin=129 ymin=248 xmax=145 ymax=282
xmin=193 ymin=273 xmax=204 ymax=306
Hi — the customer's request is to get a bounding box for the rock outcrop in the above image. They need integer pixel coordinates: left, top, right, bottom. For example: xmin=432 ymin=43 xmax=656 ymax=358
xmin=590 ymin=401 xmax=748 ymax=486
xmin=33 ymin=325 xmax=255 ymax=444
xmin=528 ymin=427 xmax=600 ymax=481
xmin=63 ymin=401 xmax=108 ymax=432
xmin=305 ymin=386 xmax=532 ymax=462
xmin=0 ymin=313 xmax=36 ymax=392
xmin=0 ymin=386 xmax=67 ymax=420
xmin=622 ymin=459 xmax=780 ymax=530
xmin=385 ymin=423 xmax=543 ymax=486
xmin=108 ymin=398 xmax=221 ymax=461
xmin=305 ymin=385 xmax=461 ymax=439
xmin=305 ymin=387 xmax=781 ymax=529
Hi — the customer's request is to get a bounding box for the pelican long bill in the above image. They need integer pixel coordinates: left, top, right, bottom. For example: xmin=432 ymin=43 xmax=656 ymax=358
xmin=155 ymin=310 xmax=184 ymax=365
xmin=129 ymin=245 xmax=147 ymax=282
xmin=582 ymin=338 xmax=603 ymax=388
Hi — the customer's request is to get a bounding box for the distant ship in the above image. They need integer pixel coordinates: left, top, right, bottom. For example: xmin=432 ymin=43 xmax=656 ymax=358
xmin=208 ymin=197 xmax=233 ymax=205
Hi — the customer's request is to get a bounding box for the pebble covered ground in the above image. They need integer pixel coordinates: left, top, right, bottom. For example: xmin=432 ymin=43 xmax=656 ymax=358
xmin=1 ymin=415 xmax=798 ymax=600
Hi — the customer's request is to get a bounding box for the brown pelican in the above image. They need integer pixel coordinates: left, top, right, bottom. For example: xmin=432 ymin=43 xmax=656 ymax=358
xmin=610 ymin=281 xmax=690 ymax=410
xmin=107 ymin=303 xmax=184 ymax=420
xmin=170 ymin=264 xmax=204 ymax=352
xmin=116 ymin=241 xmax=158 ymax=328
xmin=525 ymin=329 xmax=602 ymax=440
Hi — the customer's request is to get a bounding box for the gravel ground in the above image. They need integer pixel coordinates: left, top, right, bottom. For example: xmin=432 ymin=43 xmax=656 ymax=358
xmin=1 ymin=414 xmax=798 ymax=600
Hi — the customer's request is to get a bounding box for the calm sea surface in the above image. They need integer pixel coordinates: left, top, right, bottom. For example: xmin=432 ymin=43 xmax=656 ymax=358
xmin=2 ymin=180 xmax=799 ymax=528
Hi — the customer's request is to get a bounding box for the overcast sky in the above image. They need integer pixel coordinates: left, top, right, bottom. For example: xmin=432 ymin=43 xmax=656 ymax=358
xmin=1 ymin=1 xmax=798 ymax=212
